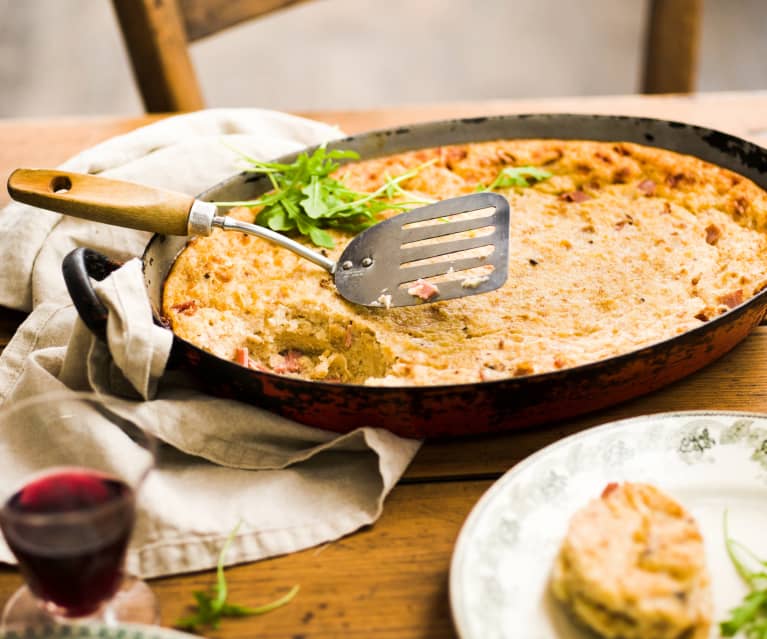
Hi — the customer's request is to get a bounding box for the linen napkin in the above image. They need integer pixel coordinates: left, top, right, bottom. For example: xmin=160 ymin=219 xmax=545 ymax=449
xmin=0 ymin=109 xmax=421 ymax=578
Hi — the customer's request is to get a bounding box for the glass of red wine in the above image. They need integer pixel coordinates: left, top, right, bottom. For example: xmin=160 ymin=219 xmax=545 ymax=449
xmin=0 ymin=392 xmax=159 ymax=630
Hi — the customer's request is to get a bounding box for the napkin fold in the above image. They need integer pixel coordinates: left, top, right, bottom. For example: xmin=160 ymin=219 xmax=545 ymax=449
xmin=0 ymin=109 xmax=421 ymax=578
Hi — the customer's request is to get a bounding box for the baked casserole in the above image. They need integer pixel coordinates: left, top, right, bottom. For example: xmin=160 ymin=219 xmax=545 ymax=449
xmin=162 ymin=139 xmax=767 ymax=386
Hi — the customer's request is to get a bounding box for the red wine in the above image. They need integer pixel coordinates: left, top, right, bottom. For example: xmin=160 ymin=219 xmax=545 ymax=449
xmin=0 ymin=468 xmax=135 ymax=617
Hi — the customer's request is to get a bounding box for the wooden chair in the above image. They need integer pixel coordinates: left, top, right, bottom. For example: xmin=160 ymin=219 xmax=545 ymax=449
xmin=642 ymin=0 xmax=702 ymax=94
xmin=111 ymin=0 xmax=307 ymax=112
xmin=112 ymin=0 xmax=703 ymax=113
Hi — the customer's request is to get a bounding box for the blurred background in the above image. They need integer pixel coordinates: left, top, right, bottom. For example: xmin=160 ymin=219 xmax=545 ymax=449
xmin=1 ymin=0 xmax=765 ymax=118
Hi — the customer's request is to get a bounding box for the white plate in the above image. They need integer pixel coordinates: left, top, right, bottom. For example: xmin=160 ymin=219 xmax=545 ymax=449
xmin=450 ymin=411 xmax=767 ymax=639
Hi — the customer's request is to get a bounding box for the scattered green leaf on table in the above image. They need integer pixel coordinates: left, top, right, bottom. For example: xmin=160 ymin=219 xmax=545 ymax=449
xmin=175 ymin=523 xmax=299 ymax=632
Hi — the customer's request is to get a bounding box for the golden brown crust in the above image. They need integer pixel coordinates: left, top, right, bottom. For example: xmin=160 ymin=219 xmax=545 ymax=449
xmin=162 ymin=139 xmax=767 ymax=385
xmin=550 ymin=482 xmax=712 ymax=639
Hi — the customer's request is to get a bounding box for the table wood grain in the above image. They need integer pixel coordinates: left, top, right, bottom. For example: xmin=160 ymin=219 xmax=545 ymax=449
xmin=2 ymin=92 xmax=767 ymax=638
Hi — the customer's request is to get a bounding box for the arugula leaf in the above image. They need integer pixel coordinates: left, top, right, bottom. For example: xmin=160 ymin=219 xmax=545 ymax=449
xmin=218 ymin=145 xmax=550 ymax=250
xmin=722 ymin=591 xmax=767 ymax=636
xmin=477 ymin=165 xmax=553 ymax=191
xmin=301 ymin=176 xmax=330 ymax=219
xmin=216 ymin=144 xmax=428 ymax=248
xmin=381 ymin=169 xmax=437 ymax=206
xmin=217 ymin=145 xmax=446 ymax=248
xmin=175 ymin=523 xmax=299 ymax=632
xmin=309 ymin=226 xmax=334 ymax=248
xmin=720 ymin=511 xmax=767 ymax=638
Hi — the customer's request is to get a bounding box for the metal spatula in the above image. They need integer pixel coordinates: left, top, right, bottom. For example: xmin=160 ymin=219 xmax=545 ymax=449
xmin=8 ymin=169 xmax=510 ymax=307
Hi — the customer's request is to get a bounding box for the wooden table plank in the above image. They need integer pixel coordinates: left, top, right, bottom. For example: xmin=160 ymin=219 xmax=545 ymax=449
xmin=0 ymin=115 xmax=167 ymax=205
xmin=0 ymin=479 xmax=490 ymax=639
xmin=407 ymin=325 xmax=767 ymax=480
xmin=155 ymin=479 xmax=488 ymax=639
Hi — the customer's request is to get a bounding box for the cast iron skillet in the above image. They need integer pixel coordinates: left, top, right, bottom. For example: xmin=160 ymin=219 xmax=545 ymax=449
xmin=62 ymin=113 xmax=767 ymax=439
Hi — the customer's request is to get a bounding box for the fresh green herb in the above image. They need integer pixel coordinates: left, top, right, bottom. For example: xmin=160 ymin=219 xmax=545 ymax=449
xmin=476 ymin=165 xmax=553 ymax=192
xmin=380 ymin=166 xmax=437 ymax=206
xmin=720 ymin=511 xmax=767 ymax=637
xmin=218 ymin=146 xmax=551 ymax=249
xmin=175 ymin=523 xmax=299 ymax=632
xmin=216 ymin=144 xmax=435 ymax=248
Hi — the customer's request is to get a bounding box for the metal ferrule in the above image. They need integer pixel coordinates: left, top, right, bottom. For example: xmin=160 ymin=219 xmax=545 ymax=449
xmin=187 ymin=200 xmax=217 ymax=236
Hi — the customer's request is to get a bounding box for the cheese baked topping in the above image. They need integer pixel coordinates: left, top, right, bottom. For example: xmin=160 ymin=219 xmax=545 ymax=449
xmin=162 ymin=139 xmax=767 ymax=385
xmin=550 ymin=482 xmax=712 ymax=639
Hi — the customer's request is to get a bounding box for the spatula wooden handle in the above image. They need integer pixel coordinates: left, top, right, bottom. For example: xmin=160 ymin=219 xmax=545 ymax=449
xmin=7 ymin=168 xmax=195 ymax=235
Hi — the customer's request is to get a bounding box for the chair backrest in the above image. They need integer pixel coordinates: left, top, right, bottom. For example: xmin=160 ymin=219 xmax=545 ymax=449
xmin=642 ymin=0 xmax=702 ymax=94
xmin=111 ymin=0 xmax=307 ymax=112
xmin=112 ymin=0 xmax=702 ymax=113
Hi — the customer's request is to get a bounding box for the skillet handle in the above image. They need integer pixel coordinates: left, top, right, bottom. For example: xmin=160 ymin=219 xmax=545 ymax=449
xmin=62 ymin=247 xmax=122 ymax=342
xmin=8 ymin=168 xmax=194 ymax=235
xmin=62 ymin=248 xmax=182 ymax=370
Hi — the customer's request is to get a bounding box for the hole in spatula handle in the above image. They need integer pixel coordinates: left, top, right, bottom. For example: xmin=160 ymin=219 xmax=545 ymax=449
xmin=50 ymin=175 xmax=72 ymax=194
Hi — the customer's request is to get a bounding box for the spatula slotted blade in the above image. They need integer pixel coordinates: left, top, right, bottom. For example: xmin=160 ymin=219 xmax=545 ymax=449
xmin=334 ymin=193 xmax=510 ymax=307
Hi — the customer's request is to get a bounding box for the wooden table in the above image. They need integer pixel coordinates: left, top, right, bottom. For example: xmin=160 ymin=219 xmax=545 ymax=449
xmin=2 ymin=92 xmax=767 ymax=638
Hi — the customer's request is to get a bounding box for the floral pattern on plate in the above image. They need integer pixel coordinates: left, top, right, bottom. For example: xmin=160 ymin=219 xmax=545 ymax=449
xmin=449 ymin=411 xmax=767 ymax=639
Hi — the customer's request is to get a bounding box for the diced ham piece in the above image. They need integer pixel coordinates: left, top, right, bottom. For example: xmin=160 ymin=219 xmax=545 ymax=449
xmin=270 ymin=349 xmax=304 ymax=374
xmin=234 ymin=347 xmax=249 ymax=367
xmin=171 ymin=300 xmax=198 ymax=315
xmin=559 ymin=190 xmax=591 ymax=203
xmin=344 ymin=325 xmax=354 ymax=349
xmin=718 ymin=289 xmax=744 ymax=309
xmin=637 ymin=179 xmax=656 ymax=196
xmin=407 ymin=279 xmax=440 ymax=301
xmin=601 ymin=482 xmax=619 ymax=498
xmin=282 ymin=350 xmax=303 ymax=372
xmin=235 ymin=347 xmax=271 ymax=373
